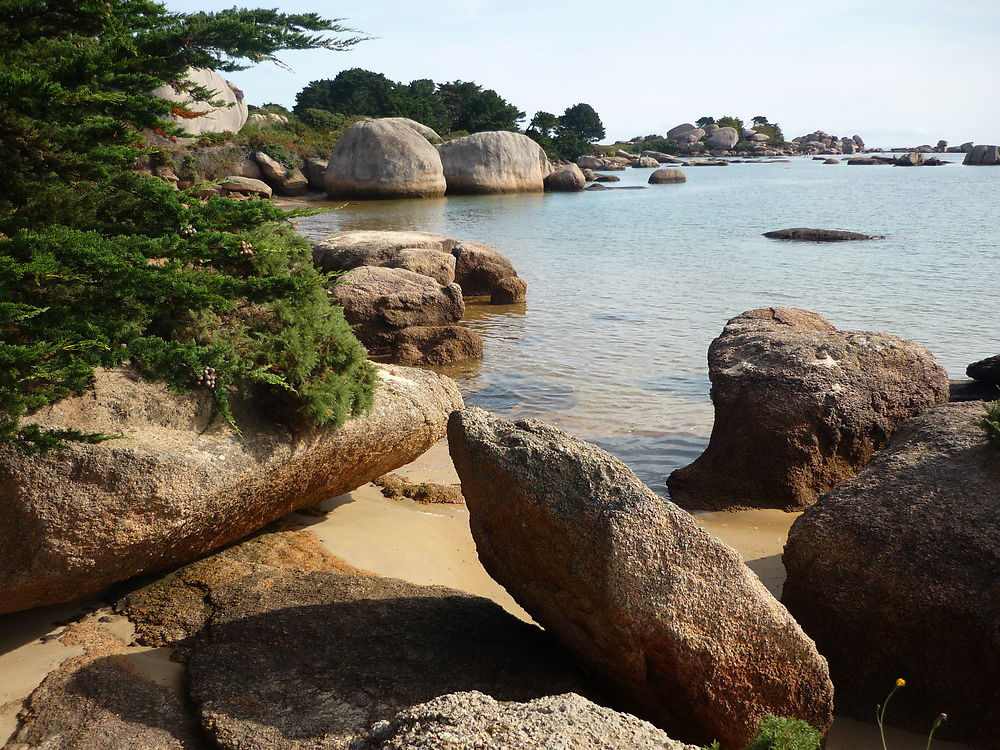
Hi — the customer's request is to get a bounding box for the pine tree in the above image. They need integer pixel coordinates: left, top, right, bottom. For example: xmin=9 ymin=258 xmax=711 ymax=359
xmin=0 ymin=0 xmax=376 ymax=453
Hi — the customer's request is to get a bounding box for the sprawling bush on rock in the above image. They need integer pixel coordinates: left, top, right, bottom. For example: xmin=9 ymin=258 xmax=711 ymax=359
xmin=668 ymin=307 xmax=949 ymax=511
xmin=0 ymin=0 xmax=372 ymax=452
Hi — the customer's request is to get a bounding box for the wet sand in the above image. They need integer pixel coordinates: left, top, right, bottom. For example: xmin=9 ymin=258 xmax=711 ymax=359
xmin=0 ymin=438 xmax=969 ymax=749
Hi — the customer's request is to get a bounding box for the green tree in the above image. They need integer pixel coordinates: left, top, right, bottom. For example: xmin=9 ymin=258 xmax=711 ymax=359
xmin=438 ymin=80 xmax=524 ymax=133
xmin=558 ymin=103 xmax=605 ymax=143
xmin=392 ymin=78 xmax=449 ymax=135
xmin=696 ymin=116 xmax=716 ymax=127
xmin=294 ymin=68 xmax=397 ymax=118
xmin=528 ymin=111 xmax=559 ymax=138
xmin=752 ymin=115 xmax=769 ymax=127
xmin=716 ymin=115 xmax=745 ymax=134
xmin=0 ymin=0 xmax=376 ymax=452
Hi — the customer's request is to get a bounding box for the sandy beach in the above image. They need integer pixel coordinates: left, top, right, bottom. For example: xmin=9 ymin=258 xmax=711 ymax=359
xmin=0 ymin=438 xmax=969 ymax=749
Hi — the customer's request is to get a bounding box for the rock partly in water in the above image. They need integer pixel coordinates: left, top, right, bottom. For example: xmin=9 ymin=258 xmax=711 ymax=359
xmin=593 ymin=173 xmax=621 ymax=182
xmin=490 ymin=275 xmax=528 ymax=305
xmin=383 ymin=248 xmax=456 ymax=285
xmin=438 ymin=131 xmax=550 ymax=194
xmin=963 ymin=144 xmax=1000 ymax=165
xmin=390 ymin=324 xmax=483 ymax=365
xmin=329 ymin=266 xmax=465 ymax=352
xmin=301 ymin=157 xmax=328 ymax=192
xmin=187 ymin=570 xmax=592 ymax=749
xmin=667 ymin=307 xmax=950 ymax=511
xmin=648 ymin=168 xmax=686 ymax=184
xmin=358 ymin=691 xmax=699 ymax=750
xmin=894 ymin=152 xmax=924 ymax=167
xmin=763 ymin=227 xmax=885 ymax=241
xmin=451 ymin=241 xmax=519 ymax=297
xmin=448 ymin=408 xmax=835 ymax=749
xmin=373 ymin=473 xmax=464 ymax=504
xmin=324 ymin=119 xmax=446 ymax=199
xmin=312 ymin=230 xmax=458 ymax=275
xmin=782 ymin=402 xmax=1000 ymax=748
xmin=967 ymin=353 xmax=1000 ymax=384
xmin=543 ymin=163 xmax=586 ymax=192
xmin=0 ymin=364 xmax=461 ymax=614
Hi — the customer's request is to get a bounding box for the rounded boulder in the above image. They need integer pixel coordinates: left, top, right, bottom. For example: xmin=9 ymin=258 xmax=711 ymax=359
xmin=438 ymin=131 xmax=550 ymax=194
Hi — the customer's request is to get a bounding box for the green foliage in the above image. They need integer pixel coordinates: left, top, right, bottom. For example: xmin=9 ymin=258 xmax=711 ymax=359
xmin=743 ymin=715 xmax=822 ymax=750
xmin=439 ymin=80 xmax=525 ymax=133
xmin=559 ymin=102 xmax=605 ymax=143
xmin=0 ymin=0 xmax=376 ymax=451
xmin=393 ymin=78 xmax=449 ymax=135
xmin=696 ymin=116 xmax=716 ymax=127
xmin=294 ymin=68 xmax=397 ymax=119
xmin=752 ymin=121 xmax=786 ymax=145
xmin=297 ymin=108 xmax=345 ymax=130
xmin=981 ymin=399 xmax=1000 ymax=446
xmin=716 ymin=115 xmax=746 ymax=136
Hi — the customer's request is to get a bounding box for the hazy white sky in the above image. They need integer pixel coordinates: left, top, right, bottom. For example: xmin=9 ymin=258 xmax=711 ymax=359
xmin=163 ymin=0 xmax=1000 ymax=147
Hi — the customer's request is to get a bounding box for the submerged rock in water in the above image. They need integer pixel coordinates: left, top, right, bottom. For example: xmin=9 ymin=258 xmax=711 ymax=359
xmin=187 ymin=570 xmax=591 ymax=749
xmin=667 ymin=307 xmax=949 ymax=511
xmin=0 ymin=364 xmax=461 ymax=614
xmin=448 ymin=408 xmax=834 ymax=749
xmin=782 ymin=402 xmax=1000 ymax=748
xmin=763 ymin=227 xmax=885 ymax=241
xmin=360 ymin=691 xmax=699 ymax=750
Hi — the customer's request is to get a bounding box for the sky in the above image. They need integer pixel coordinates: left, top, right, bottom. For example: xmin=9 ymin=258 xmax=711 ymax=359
xmin=162 ymin=0 xmax=1000 ymax=148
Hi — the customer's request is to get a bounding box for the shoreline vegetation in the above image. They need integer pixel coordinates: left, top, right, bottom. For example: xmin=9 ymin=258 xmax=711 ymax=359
xmin=1 ymin=2 xmax=997 ymax=750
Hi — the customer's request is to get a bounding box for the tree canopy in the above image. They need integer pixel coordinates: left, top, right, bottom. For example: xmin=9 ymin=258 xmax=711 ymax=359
xmin=0 ymin=0 xmax=376 ymax=452
xmin=293 ymin=68 xmax=397 ymax=119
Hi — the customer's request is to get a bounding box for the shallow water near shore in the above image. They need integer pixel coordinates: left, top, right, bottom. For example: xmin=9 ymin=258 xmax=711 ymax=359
xmin=298 ymin=156 xmax=998 ymax=492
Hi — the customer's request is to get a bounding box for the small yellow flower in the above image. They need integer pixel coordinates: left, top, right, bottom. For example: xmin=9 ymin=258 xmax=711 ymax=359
xmin=896 ymin=678 xmax=906 ymax=688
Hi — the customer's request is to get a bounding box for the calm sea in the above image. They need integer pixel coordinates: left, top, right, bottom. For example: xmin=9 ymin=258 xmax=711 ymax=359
xmin=296 ymin=156 xmax=998 ymax=493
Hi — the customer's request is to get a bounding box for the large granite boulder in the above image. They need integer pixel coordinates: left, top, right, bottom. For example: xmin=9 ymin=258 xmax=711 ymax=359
xmin=151 ymin=67 xmax=248 ymax=136
xmin=219 ymin=175 xmax=271 ymax=197
xmin=543 ymin=163 xmax=586 ymax=192
xmin=667 ymin=308 xmax=949 ymax=512
xmin=963 ymin=144 xmax=1000 ymax=165
xmin=438 ymin=131 xmax=550 ymax=194
xmin=967 ymin=353 xmax=1000 ymax=384
xmin=253 ymin=151 xmax=308 ymax=196
xmin=895 ymin=152 xmax=924 ymax=167
xmin=301 ymin=157 xmax=328 ymax=192
xmin=576 ymin=155 xmax=605 ymax=170
xmin=187 ymin=570 xmax=591 ymax=749
xmin=448 ymin=408 xmax=834 ymax=749
xmin=633 ymin=156 xmax=660 ymax=168
xmin=360 ymin=692 xmax=699 ymax=750
xmin=383 ymin=248 xmax=456 ymax=285
xmin=312 ymin=230 xmax=458 ymax=274
xmin=451 ymin=240 xmax=520 ymax=297
xmin=667 ymin=123 xmax=698 ymax=138
xmin=0 ymin=364 xmax=461 ymax=614
xmin=324 ymin=119 xmax=446 ymax=199
xmin=376 ymin=116 xmax=442 ymax=143
xmin=707 ymin=127 xmax=739 ymax=150
xmin=782 ymin=402 xmax=1000 ymax=748
xmin=390 ymin=325 xmax=483 ymax=366
xmin=649 ymin=168 xmax=686 ymax=184
xmin=329 ymin=266 xmax=465 ymax=352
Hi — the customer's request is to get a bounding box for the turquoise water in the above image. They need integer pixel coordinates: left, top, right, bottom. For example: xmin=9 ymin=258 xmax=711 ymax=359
xmin=297 ymin=157 xmax=998 ymax=492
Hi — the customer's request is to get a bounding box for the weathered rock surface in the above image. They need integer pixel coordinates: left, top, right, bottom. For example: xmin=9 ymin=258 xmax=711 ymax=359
xmin=377 ymin=116 xmax=441 ymax=143
xmin=594 ymin=173 xmax=621 ymax=182
xmin=0 ymin=364 xmax=461 ymax=614
xmin=358 ymin=692 xmax=699 ymax=750
xmin=219 ymin=175 xmax=271 ymax=197
xmin=963 ymin=144 xmax=1000 ymax=165
xmin=633 ymin=156 xmax=660 ymax=168
xmin=649 ymin=168 xmax=686 ymax=184
xmin=490 ymin=275 xmax=528 ymax=304
xmin=312 ymin=230 xmax=458 ymax=275
xmin=707 ymin=126 xmax=739 ymax=150
xmin=151 ymin=67 xmax=248 ymax=136
xmin=324 ymin=119 xmax=446 ymax=199
xmin=301 ymin=157 xmax=328 ymax=192
xmin=438 ymin=131 xmax=550 ymax=194
xmin=967 ymin=353 xmax=1000 ymax=383
xmin=666 ymin=123 xmax=698 ymax=138
xmin=253 ymin=151 xmax=308 ymax=195
xmin=763 ymin=227 xmax=885 ymax=241
xmin=576 ymin=155 xmax=604 ymax=170
xmin=373 ymin=473 xmax=464 ymax=504
xmin=390 ymin=324 xmax=483 ymax=365
xmin=329 ymin=266 xmax=465 ymax=352
xmin=667 ymin=308 xmax=949 ymax=511
xmin=543 ymin=163 xmax=586 ymax=192
xmin=782 ymin=402 xmax=1000 ymax=748
xmin=448 ymin=408 xmax=834 ymax=749
xmin=119 ymin=528 xmax=364 ymax=647
xmin=383 ymin=248 xmax=456 ymax=285
xmin=6 ymin=620 xmax=208 ymax=749
xmin=451 ymin=240 xmax=519 ymax=297
xmin=187 ymin=570 xmax=591 ymax=749
xmin=894 ymin=152 xmax=924 ymax=167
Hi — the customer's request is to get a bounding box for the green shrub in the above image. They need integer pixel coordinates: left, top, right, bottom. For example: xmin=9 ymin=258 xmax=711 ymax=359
xmin=980 ymin=399 xmax=1000 ymax=446
xmin=743 ymin=715 xmax=822 ymax=750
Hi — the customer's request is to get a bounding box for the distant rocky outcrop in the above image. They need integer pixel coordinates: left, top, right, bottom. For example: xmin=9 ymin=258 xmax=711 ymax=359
xmin=448 ymin=408 xmax=835 ymax=749
xmin=325 ymin=118 xmax=447 ymax=199
xmin=782 ymin=402 xmax=1000 ymax=748
xmin=763 ymin=227 xmax=886 ymax=241
xmin=438 ymin=131 xmax=550 ymax=194
xmin=151 ymin=67 xmax=248 ymax=136
xmin=0 ymin=365 xmax=462 ymax=614
xmin=963 ymin=144 xmax=1000 ymax=165
xmin=667 ymin=307 xmax=949 ymax=511
xmin=329 ymin=266 xmax=466 ymax=353
xmin=360 ymin=692 xmax=700 ymax=750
